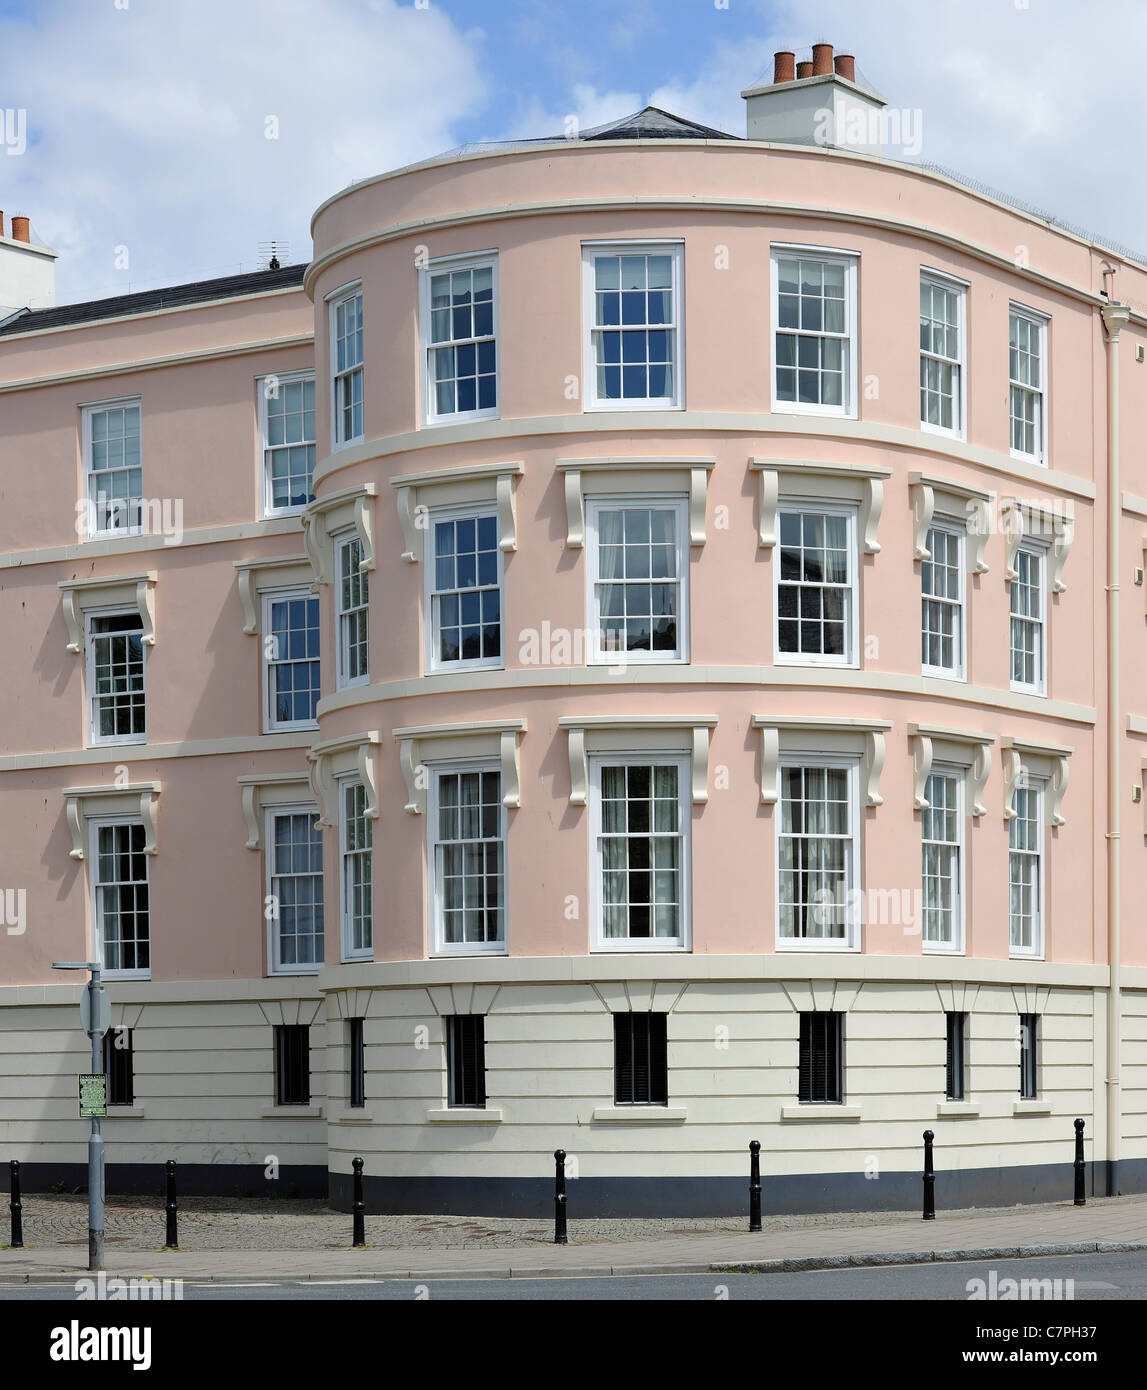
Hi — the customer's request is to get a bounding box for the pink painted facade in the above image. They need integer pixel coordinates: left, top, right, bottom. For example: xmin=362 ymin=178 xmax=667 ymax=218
xmin=3 ymin=54 xmax=1147 ymax=1213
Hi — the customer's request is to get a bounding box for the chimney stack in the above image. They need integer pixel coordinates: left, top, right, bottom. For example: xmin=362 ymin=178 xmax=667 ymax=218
xmin=773 ymin=51 xmax=795 ymax=83
xmin=742 ymin=43 xmax=886 ymax=152
xmin=0 ymin=211 xmax=57 ymax=315
xmin=812 ymin=43 xmax=834 ymax=76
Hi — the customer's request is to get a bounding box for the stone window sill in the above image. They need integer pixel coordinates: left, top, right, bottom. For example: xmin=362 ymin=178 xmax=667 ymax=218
xmin=425 ymin=1107 xmax=503 ymax=1123
xmin=781 ymin=1104 xmax=862 ymax=1122
xmin=1013 ymin=1100 xmax=1052 ymax=1116
xmin=260 ymin=1105 xmax=324 ymax=1120
xmin=937 ymin=1101 xmax=980 ymax=1118
xmin=592 ymin=1106 xmax=687 ymax=1123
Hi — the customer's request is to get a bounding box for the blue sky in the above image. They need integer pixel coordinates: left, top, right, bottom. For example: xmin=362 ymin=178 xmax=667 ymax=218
xmin=1 ymin=0 xmax=1143 ymax=305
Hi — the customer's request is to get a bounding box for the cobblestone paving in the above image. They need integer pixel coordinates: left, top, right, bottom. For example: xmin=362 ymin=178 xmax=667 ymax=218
xmin=10 ymin=1191 xmax=1119 ymax=1253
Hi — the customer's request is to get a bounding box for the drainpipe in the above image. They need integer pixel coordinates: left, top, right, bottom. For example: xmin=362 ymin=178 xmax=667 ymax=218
xmin=1101 ymin=296 xmax=1129 ymax=1197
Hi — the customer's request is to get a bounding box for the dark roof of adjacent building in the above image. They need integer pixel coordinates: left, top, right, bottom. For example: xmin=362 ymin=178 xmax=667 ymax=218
xmin=0 ymin=261 xmax=309 ymax=337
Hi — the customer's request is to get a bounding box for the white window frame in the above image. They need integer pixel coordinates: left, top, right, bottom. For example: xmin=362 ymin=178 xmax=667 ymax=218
xmin=258 ymin=369 xmax=316 ymax=518
xmin=89 ymin=815 xmax=151 ymax=980
xmin=338 ymin=776 xmax=373 ymax=962
xmin=265 ymin=803 xmax=324 ymax=976
xmin=581 ymin=240 xmax=685 ymax=412
xmin=85 ymin=605 xmax=146 ymax=747
xmin=919 ymin=269 xmax=967 ymax=440
xmin=589 ymin=752 xmax=692 ymax=953
xmin=1009 ymin=303 xmax=1048 ymax=465
xmin=419 ymin=251 xmax=499 ymax=427
xmin=327 ymin=282 xmax=364 ymax=449
xmin=424 ymin=503 xmax=505 ymax=674
xmin=81 ymin=396 xmax=143 ymax=540
xmin=1009 ymin=541 xmax=1047 ymax=696
xmin=921 ymin=765 xmax=965 ymax=955
xmin=427 ymin=758 xmax=508 ymax=958
xmin=261 ymin=587 xmax=321 ymax=734
xmin=773 ymin=501 xmax=859 ymax=669
xmin=1009 ymin=780 xmax=1045 ymax=959
xmin=335 ymin=529 xmax=370 ymax=690
xmin=775 ymin=755 xmax=861 ymax=953
xmin=585 ymin=494 xmax=690 ymax=666
xmin=921 ymin=521 xmax=967 ymax=681
xmin=770 ymin=244 xmax=858 ymax=419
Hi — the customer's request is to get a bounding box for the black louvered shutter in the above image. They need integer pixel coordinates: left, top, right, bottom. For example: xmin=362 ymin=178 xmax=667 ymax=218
xmin=349 ymin=1017 xmax=365 ymax=1108
xmin=614 ymin=1014 xmax=667 ymax=1105
xmin=799 ymin=1012 xmax=842 ymax=1104
xmin=447 ymin=1016 xmax=486 ymax=1108
xmin=945 ymin=1012 xmax=965 ymax=1101
xmin=1019 ymin=1013 xmax=1038 ymax=1099
xmin=102 ymin=1029 xmax=134 ymax=1107
xmin=275 ymin=1025 xmax=310 ymax=1106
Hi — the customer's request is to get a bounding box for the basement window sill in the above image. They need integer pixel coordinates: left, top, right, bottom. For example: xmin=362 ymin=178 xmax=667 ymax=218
xmin=425 ymin=1107 xmax=503 ymax=1123
xmin=260 ymin=1105 xmax=324 ymax=1120
xmin=1013 ymin=1100 xmax=1053 ymax=1116
xmin=103 ymin=1105 xmax=146 ymax=1120
xmin=781 ymin=1104 xmax=862 ymax=1122
xmin=592 ymin=1106 xmax=687 ymax=1123
xmin=937 ymin=1102 xmax=980 ymax=1118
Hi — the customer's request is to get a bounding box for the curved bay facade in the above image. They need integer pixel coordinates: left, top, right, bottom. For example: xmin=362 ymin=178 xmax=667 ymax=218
xmin=3 ymin=51 xmax=1147 ymax=1213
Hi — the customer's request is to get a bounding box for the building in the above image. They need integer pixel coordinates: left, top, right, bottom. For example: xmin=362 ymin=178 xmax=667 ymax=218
xmin=2 ymin=43 xmax=1146 ymax=1215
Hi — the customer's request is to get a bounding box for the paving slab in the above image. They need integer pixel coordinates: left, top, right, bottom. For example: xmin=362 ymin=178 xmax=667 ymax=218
xmin=2 ymin=1192 xmax=1145 ymax=1283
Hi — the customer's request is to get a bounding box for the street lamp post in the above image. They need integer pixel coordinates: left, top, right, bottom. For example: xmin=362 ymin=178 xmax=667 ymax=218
xmin=52 ymin=960 xmax=107 ymax=1272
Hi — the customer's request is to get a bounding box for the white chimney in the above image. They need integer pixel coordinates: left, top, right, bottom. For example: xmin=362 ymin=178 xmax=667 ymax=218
xmin=0 ymin=212 xmax=57 ymax=318
xmin=742 ymin=45 xmax=888 ymax=156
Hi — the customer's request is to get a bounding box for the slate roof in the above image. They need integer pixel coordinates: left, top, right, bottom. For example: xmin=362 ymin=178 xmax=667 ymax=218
xmin=578 ymin=106 xmax=737 ymax=141
xmin=0 ymin=262 xmax=308 ymax=337
xmin=440 ymin=105 xmax=738 ymax=158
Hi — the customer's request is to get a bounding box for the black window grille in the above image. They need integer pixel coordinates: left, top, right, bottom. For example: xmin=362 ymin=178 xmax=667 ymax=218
xmin=348 ymin=1017 xmax=365 ymax=1109
xmin=102 ymin=1027 xmax=134 ymax=1107
xmin=799 ymin=1011 xmax=843 ymax=1104
xmin=945 ymin=1012 xmax=966 ymax=1101
xmin=446 ymin=1015 xmax=486 ymax=1108
xmin=274 ymin=1024 xmax=310 ymax=1106
xmin=613 ymin=1012 xmax=668 ymax=1105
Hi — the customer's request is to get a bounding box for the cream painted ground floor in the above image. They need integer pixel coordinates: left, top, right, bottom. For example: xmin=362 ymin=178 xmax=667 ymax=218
xmin=2 ymin=958 xmax=1146 ymax=1215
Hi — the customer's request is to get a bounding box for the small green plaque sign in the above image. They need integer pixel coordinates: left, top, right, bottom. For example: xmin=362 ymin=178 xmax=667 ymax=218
xmin=79 ymin=1073 xmax=107 ymax=1118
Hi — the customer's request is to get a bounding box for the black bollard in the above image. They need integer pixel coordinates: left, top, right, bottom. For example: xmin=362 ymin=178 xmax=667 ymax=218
xmin=553 ymin=1149 xmax=568 ymax=1245
xmin=922 ymin=1130 xmax=936 ymax=1220
xmin=9 ymin=1160 xmax=23 ymax=1249
xmin=1074 ymin=1119 xmax=1086 ymax=1207
xmin=748 ymin=1140 xmax=762 ymax=1232
xmin=164 ymin=1160 xmax=178 ymax=1248
xmin=352 ymin=1157 xmax=366 ymax=1248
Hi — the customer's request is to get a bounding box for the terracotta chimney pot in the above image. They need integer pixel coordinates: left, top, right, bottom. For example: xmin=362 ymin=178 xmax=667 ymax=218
xmin=12 ymin=216 xmax=30 ymax=243
xmin=773 ymin=51 xmax=795 ymax=83
xmin=796 ymin=60 xmax=813 ymax=79
xmin=812 ymin=43 xmax=833 ymax=76
xmin=834 ymin=53 xmax=856 ymax=82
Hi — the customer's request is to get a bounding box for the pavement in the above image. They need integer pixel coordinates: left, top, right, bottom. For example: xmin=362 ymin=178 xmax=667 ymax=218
xmin=2 ymin=1192 xmax=1146 ymax=1283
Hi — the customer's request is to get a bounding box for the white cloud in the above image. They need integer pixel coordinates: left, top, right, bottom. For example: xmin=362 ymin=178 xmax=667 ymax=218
xmin=748 ymin=0 xmax=1147 ymax=263
xmin=7 ymin=0 xmax=1147 ymax=312
xmin=1 ymin=0 xmax=487 ymax=303
xmin=502 ymin=83 xmax=643 ymax=142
